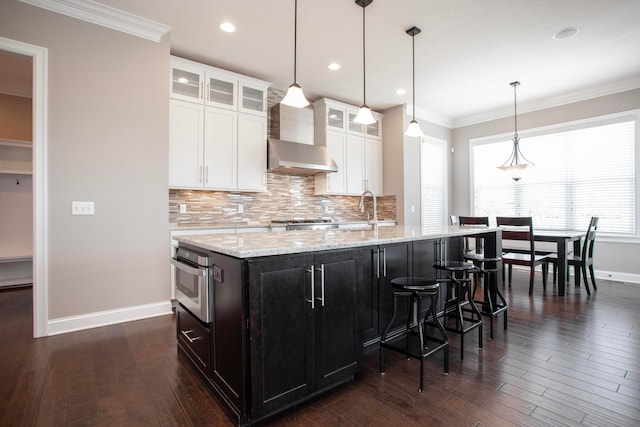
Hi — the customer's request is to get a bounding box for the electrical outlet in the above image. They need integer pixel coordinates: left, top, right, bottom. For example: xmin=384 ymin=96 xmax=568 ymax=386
xmin=324 ymin=205 xmax=329 ymax=213
xmin=237 ymin=204 xmax=244 ymax=214
xmin=179 ymin=203 xmax=187 ymax=214
xmin=72 ymin=201 xmax=95 ymax=215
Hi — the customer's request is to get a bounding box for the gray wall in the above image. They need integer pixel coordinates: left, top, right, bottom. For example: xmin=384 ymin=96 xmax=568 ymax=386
xmin=0 ymin=1 xmax=170 ymax=318
xmin=452 ymin=88 xmax=640 ymax=276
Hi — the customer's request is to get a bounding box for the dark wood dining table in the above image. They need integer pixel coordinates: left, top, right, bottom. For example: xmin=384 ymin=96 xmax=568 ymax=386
xmin=534 ymin=230 xmax=586 ymax=296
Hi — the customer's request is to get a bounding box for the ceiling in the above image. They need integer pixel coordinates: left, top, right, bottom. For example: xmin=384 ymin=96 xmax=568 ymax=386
xmin=7 ymin=0 xmax=640 ymax=127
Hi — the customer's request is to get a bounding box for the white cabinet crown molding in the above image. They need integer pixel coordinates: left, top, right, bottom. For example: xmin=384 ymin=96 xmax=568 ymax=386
xmin=19 ymin=0 xmax=171 ymax=43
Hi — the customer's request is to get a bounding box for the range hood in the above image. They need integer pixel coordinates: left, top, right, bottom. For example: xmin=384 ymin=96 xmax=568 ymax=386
xmin=267 ymin=103 xmax=338 ymax=175
xmin=268 ymin=138 xmax=338 ymax=175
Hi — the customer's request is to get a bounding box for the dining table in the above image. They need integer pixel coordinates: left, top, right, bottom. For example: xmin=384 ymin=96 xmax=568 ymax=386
xmin=534 ymin=230 xmax=586 ymax=296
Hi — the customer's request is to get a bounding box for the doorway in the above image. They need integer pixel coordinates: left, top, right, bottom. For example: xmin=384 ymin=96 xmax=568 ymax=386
xmin=0 ymin=36 xmax=48 ymax=337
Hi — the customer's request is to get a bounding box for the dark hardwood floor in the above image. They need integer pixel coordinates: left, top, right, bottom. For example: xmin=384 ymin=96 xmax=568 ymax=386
xmin=2 ymin=271 xmax=640 ymax=426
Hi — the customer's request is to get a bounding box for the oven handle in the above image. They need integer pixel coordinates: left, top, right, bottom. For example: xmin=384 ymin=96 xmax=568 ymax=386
xmin=171 ymin=258 xmax=207 ymax=277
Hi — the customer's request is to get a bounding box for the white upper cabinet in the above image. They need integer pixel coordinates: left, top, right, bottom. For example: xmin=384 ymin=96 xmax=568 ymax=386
xmin=205 ymin=72 xmax=237 ymax=110
xmin=170 ymin=59 xmax=204 ymax=103
xmin=313 ymin=98 xmax=383 ymax=196
xmin=169 ymin=56 xmax=270 ymax=191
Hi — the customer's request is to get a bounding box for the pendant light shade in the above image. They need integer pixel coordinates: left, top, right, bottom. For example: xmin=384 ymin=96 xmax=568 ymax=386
xmin=405 ymin=26 xmax=424 ymax=137
xmin=497 ymin=81 xmax=534 ymax=181
xmin=281 ymin=0 xmax=310 ymax=108
xmin=354 ymin=0 xmax=376 ymax=125
xmin=405 ymin=120 xmax=424 ymax=138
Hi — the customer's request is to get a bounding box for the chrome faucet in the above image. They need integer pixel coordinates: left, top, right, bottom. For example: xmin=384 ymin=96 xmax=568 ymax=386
xmin=359 ymin=190 xmax=378 ymax=233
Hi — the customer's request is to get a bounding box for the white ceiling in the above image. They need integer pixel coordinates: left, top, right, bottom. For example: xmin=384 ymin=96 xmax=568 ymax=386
xmin=10 ymin=0 xmax=640 ymax=127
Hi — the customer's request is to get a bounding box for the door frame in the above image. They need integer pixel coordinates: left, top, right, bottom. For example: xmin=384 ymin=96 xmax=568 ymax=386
xmin=0 ymin=36 xmax=48 ymax=338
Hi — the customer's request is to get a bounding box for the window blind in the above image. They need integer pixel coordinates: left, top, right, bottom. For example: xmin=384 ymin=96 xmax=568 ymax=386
xmin=472 ymin=119 xmax=636 ymax=235
xmin=421 ymin=137 xmax=448 ymax=233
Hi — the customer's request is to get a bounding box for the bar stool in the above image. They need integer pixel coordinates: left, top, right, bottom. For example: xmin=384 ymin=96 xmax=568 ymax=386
xmin=433 ymin=261 xmax=483 ymax=361
xmin=380 ymin=277 xmax=449 ymax=393
xmin=470 ymin=259 xmax=507 ymax=340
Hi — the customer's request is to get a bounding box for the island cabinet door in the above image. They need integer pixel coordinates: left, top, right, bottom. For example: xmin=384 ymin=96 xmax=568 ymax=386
xmin=247 ymin=254 xmax=316 ymax=418
xmin=358 ymin=246 xmax=378 ymax=345
xmin=313 ymin=249 xmax=361 ymax=389
xmin=377 ymin=242 xmax=413 ymax=335
xmin=412 ymin=237 xmax=464 ymax=311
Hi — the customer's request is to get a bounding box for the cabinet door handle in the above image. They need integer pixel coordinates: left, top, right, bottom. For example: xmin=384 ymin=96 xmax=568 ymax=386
xmin=205 ymin=166 xmax=209 ymax=184
xmin=199 ymin=166 xmax=203 ymax=183
xmin=375 ymin=249 xmax=380 ymax=279
xmin=316 ymin=265 xmax=325 ymax=306
xmin=306 ymin=265 xmax=315 ymax=309
xmin=181 ymin=329 xmax=200 ymax=343
xmin=383 ymin=247 xmax=387 ymax=277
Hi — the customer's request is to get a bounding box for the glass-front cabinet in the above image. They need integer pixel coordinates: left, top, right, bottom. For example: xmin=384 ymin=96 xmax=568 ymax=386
xmin=171 ymin=59 xmax=204 ymax=103
xmin=327 ymin=106 xmax=346 ymax=131
xmin=206 ymin=72 xmax=236 ymax=109
xmin=239 ymin=83 xmax=267 ymax=115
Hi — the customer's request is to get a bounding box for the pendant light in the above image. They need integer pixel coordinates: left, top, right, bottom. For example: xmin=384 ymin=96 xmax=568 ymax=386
xmin=497 ymin=81 xmax=534 ymax=181
xmin=405 ymin=26 xmax=424 ymax=138
xmin=281 ymin=0 xmax=310 ymax=108
xmin=353 ymin=0 xmax=376 ymax=125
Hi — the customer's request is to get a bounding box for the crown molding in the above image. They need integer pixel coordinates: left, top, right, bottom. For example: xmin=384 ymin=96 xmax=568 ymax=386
xmin=452 ymin=74 xmax=640 ymax=129
xmin=406 ymin=103 xmax=453 ymax=129
xmin=19 ymin=0 xmax=171 ymax=43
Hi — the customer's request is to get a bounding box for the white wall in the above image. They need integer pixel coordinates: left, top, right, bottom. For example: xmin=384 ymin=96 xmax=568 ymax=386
xmin=0 ymin=1 xmax=170 ymax=323
xmin=452 ymin=88 xmax=640 ymax=277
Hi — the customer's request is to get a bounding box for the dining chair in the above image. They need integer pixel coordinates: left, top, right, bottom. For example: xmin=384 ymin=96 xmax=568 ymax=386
xmin=496 ymin=216 xmax=548 ymax=295
xmin=459 ymin=216 xmax=506 ymax=339
xmin=544 ymin=217 xmax=599 ymax=295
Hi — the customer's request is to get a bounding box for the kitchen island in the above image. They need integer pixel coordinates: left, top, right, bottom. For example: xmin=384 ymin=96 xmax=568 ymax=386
xmin=174 ymin=225 xmax=501 ymax=426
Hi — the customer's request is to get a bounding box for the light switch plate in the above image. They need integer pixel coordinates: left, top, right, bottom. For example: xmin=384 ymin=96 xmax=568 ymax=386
xmin=179 ymin=203 xmax=187 ymax=214
xmin=72 ymin=201 xmax=95 ymax=215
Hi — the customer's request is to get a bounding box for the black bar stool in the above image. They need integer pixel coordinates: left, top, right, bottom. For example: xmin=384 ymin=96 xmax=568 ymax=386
xmin=433 ymin=261 xmax=483 ymax=361
xmin=380 ymin=277 xmax=449 ymax=393
xmin=469 ymin=257 xmax=507 ymax=340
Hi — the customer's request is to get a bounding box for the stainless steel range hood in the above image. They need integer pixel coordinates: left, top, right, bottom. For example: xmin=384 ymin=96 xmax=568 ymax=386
xmin=268 ymin=138 xmax=338 ymax=175
xmin=267 ymin=103 xmax=338 ymax=176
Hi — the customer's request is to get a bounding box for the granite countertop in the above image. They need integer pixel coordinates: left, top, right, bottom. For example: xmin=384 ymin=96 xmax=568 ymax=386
xmin=174 ymin=225 xmax=499 ymax=258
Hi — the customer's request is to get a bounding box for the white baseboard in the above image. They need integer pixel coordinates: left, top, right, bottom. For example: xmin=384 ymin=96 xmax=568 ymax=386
xmin=509 ymin=265 xmax=640 ymax=285
xmin=594 ymin=270 xmax=640 ymax=285
xmin=47 ymin=300 xmax=173 ymax=336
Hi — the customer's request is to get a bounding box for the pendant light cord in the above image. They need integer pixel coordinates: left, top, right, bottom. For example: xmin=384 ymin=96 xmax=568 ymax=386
xmin=412 ymin=34 xmax=416 ymax=120
xmin=512 ymin=81 xmax=519 ymax=140
xmin=362 ymin=4 xmax=366 ymax=105
xmin=293 ymin=0 xmax=298 ymax=84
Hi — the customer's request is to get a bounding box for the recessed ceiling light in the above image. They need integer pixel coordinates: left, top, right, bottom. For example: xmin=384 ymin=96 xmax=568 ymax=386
xmin=220 ymin=22 xmax=236 ymax=33
xmin=328 ymin=63 xmax=341 ymax=71
xmin=553 ymin=27 xmax=579 ymax=40
xmin=395 ymin=88 xmax=407 ymax=95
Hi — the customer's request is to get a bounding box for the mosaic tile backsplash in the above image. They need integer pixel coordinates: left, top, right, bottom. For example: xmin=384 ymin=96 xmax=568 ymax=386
xmin=169 ymin=174 xmax=396 ymax=224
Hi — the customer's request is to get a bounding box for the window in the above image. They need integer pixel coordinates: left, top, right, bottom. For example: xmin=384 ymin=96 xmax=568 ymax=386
xmin=421 ymin=137 xmax=448 ymax=233
xmin=471 ymin=115 xmax=636 ymax=235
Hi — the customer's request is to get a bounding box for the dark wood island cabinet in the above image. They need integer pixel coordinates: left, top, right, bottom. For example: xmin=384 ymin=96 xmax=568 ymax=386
xmin=173 ymin=226 xmax=501 ymax=426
